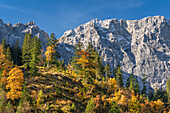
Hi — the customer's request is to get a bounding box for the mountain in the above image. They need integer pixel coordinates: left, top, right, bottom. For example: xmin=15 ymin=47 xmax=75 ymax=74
xmin=57 ymin=16 xmax=170 ymax=91
xmin=0 ymin=19 xmax=48 ymax=49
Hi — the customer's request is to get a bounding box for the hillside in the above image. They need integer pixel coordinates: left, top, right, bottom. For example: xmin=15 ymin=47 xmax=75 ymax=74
xmin=57 ymin=16 xmax=170 ymax=91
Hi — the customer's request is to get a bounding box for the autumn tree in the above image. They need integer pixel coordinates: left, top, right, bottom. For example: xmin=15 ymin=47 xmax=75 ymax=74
xmin=128 ymin=91 xmax=141 ymax=113
xmin=6 ymin=67 xmax=24 ymax=100
xmin=45 ymin=45 xmax=56 ymax=69
xmin=1 ymin=60 xmax=13 ymax=86
xmin=0 ymin=45 xmax=6 ymax=69
xmin=45 ymin=33 xmax=60 ymax=69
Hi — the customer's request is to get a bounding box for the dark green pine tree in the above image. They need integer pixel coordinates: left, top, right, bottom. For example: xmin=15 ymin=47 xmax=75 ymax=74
xmin=113 ymin=68 xmax=117 ymax=77
xmin=105 ymin=64 xmax=111 ymax=81
xmin=129 ymin=80 xmax=134 ymax=91
xmin=86 ymin=44 xmax=104 ymax=80
xmin=30 ymin=36 xmax=41 ymax=76
xmin=115 ymin=65 xmax=123 ymax=87
xmin=22 ymin=33 xmax=32 ymax=73
xmin=134 ymin=78 xmax=140 ymax=94
xmin=6 ymin=47 xmax=12 ymax=61
xmin=12 ymin=40 xmax=22 ymax=66
xmin=153 ymin=85 xmax=161 ymax=101
xmin=126 ymin=73 xmax=134 ymax=88
xmin=1 ymin=38 xmax=7 ymax=55
xmin=94 ymin=53 xmax=104 ymax=80
xmin=142 ymin=74 xmax=147 ymax=95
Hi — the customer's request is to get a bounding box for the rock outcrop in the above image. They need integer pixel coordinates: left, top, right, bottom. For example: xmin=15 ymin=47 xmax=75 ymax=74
xmin=57 ymin=16 xmax=170 ymax=91
xmin=0 ymin=19 xmax=48 ymax=49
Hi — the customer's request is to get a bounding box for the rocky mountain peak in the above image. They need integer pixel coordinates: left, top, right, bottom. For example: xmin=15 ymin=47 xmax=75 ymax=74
xmin=58 ymin=16 xmax=170 ymax=92
xmin=0 ymin=19 xmax=48 ymax=50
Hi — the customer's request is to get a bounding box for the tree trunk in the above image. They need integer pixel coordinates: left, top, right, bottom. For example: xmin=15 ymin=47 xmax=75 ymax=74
xmin=47 ymin=50 xmax=49 ymax=69
xmin=24 ymin=63 xmax=25 ymax=74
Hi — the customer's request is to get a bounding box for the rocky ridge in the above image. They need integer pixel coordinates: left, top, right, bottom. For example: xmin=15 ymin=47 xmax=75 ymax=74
xmin=0 ymin=19 xmax=48 ymax=49
xmin=57 ymin=16 xmax=170 ymax=91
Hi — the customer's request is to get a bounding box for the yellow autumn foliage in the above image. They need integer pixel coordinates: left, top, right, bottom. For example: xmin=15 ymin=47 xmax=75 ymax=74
xmin=6 ymin=67 xmax=24 ymax=100
xmin=45 ymin=46 xmax=56 ymax=61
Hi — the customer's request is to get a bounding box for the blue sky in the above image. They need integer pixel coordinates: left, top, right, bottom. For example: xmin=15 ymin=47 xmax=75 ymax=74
xmin=0 ymin=0 xmax=169 ymax=37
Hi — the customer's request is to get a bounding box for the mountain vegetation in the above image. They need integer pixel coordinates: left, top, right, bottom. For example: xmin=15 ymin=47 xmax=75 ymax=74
xmin=0 ymin=33 xmax=169 ymax=113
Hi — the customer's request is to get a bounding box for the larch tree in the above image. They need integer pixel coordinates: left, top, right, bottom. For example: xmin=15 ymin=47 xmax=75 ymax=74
xmin=1 ymin=60 xmax=13 ymax=86
xmin=6 ymin=67 xmax=24 ymax=100
xmin=45 ymin=33 xmax=60 ymax=69
xmin=45 ymin=45 xmax=56 ymax=69
xmin=0 ymin=45 xmax=6 ymax=69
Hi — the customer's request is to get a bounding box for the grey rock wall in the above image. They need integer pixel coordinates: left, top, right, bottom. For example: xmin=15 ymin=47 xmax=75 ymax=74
xmin=57 ymin=16 xmax=170 ymax=91
xmin=0 ymin=19 xmax=48 ymax=50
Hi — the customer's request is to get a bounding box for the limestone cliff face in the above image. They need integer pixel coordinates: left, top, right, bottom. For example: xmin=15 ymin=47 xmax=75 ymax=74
xmin=57 ymin=16 xmax=170 ymax=91
xmin=0 ymin=19 xmax=48 ymax=49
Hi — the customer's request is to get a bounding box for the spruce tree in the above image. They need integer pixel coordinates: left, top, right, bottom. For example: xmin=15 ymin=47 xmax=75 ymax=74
xmin=22 ymin=33 xmax=32 ymax=72
xmin=105 ymin=64 xmax=111 ymax=81
xmin=113 ymin=68 xmax=117 ymax=77
xmin=134 ymin=79 xmax=140 ymax=94
xmin=126 ymin=73 xmax=134 ymax=88
xmin=6 ymin=47 xmax=12 ymax=61
xmin=86 ymin=44 xmax=104 ymax=80
xmin=129 ymin=81 xmax=134 ymax=91
xmin=142 ymin=74 xmax=147 ymax=95
xmin=94 ymin=53 xmax=104 ymax=80
xmin=2 ymin=38 xmax=7 ymax=55
xmin=13 ymin=40 xmax=22 ymax=66
xmin=30 ymin=36 xmax=41 ymax=76
xmin=115 ymin=65 xmax=123 ymax=87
